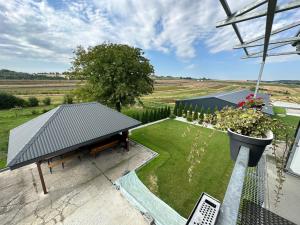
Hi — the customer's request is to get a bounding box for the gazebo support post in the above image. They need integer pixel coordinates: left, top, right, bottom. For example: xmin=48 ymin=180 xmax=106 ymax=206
xmin=122 ymin=131 xmax=129 ymax=151
xmin=36 ymin=161 xmax=48 ymax=194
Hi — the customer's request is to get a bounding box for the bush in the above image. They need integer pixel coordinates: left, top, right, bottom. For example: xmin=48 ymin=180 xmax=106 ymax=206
xmin=193 ymin=105 xmax=199 ymax=121
xmin=169 ymin=114 xmax=176 ymax=119
xmin=214 ymin=105 xmax=219 ymax=114
xmin=27 ymin=96 xmax=39 ymax=107
xmin=42 ymin=109 xmax=49 ymax=113
xmin=0 ymin=92 xmax=26 ymax=109
xmin=173 ymin=103 xmax=178 ymax=116
xmin=206 ymin=107 xmax=211 ymax=114
xmin=187 ymin=115 xmax=193 ymax=122
xmin=63 ymin=94 xmax=73 ymax=104
xmin=42 ymin=97 xmax=51 ymax=106
xmin=31 ymin=109 xmax=38 ymax=115
xmin=199 ymin=111 xmax=204 ymax=124
xmin=188 ymin=104 xmax=193 ymax=117
xmin=183 ymin=104 xmax=188 ymax=117
xmin=178 ymin=102 xmax=183 ymax=117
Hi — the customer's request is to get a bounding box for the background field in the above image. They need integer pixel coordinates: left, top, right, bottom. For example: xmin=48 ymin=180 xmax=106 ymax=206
xmin=1 ymin=79 xmax=300 ymax=107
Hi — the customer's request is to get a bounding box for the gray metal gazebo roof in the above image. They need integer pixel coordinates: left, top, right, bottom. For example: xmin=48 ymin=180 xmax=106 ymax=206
xmin=7 ymin=102 xmax=141 ymax=169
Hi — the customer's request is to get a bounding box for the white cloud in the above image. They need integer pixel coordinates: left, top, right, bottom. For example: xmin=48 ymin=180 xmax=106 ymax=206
xmin=0 ymin=0 xmax=299 ymax=67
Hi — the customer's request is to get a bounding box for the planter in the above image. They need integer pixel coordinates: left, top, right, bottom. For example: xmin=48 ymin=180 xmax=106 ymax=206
xmin=227 ymin=128 xmax=273 ymax=167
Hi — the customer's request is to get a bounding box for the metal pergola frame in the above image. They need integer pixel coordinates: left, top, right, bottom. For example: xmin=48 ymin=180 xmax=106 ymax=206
xmin=217 ymin=0 xmax=300 ymax=97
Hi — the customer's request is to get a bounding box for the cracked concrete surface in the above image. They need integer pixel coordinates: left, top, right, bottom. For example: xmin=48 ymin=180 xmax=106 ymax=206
xmin=0 ymin=142 xmax=156 ymax=225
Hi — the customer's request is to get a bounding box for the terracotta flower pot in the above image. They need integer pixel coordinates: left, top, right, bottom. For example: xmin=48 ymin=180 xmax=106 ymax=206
xmin=227 ymin=128 xmax=273 ymax=167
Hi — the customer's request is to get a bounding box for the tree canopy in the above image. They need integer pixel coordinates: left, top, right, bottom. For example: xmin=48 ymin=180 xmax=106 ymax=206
xmin=70 ymin=43 xmax=154 ymax=111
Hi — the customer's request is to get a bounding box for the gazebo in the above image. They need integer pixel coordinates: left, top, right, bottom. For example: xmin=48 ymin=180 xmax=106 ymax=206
xmin=7 ymin=102 xmax=141 ymax=194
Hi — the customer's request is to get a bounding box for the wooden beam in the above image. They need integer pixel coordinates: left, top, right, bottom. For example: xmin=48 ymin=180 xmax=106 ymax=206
xmin=122 ymin=131 xmax=129 ymax=151
xmin=37 ymin=161 xmax=48 ymax=194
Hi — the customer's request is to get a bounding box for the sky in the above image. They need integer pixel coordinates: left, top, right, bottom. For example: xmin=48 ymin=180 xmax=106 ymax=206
xmin=0 ymin=0 xmax=299 ymax=80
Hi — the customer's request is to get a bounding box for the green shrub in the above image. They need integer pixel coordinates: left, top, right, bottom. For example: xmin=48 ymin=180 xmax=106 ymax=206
xmin=42 ymin=109 xmax=49 ymax=113
xmin=173 ymin=103 xmax=178 ymax=116
xmin=193 ymin=105 xmax=199 ymax=121
xmin=63 ymin=94 xmax=73 ymax=104
xmin=169 ymin=114 xmax=176 ymax=119
xmin=199 ymin=111 xmax=204 ymax=124
xmin=167 ymin=106 xmax=171 ymax=117
xmin=31 ymin=109 xmax=38 ymax=115
xmin=0 ymin=92 xmax=26 ymax=109
xmin=145 ymin=110 xmax=149 ymax=123
xmin=206 ymin=107 xmax=211 ymax=114
xmin=42 ymin=97 xmax=51 ymax=106
xmin=183 ymin=104 xmax=188 ymax=117
xmin=188 ymin=104 xmax=193 ymax=117
xmin=27 ymin=96 xmax=39 ymax=107
xmin=214 ymin=105 xmax=219 ymax=113
xmin=187 ymin=115 xmax=193 ymax=122
xmin=178 ymin=102 xmax=183 ymax=117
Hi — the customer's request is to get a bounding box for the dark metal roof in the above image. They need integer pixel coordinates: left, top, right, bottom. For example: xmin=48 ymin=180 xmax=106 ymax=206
xmin=7 ymin=102 xmax=141 ymax=169
xmin=177 ymin=89 xmax=273 ymax=115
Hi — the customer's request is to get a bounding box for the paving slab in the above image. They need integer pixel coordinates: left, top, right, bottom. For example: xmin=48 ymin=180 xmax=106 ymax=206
xmin=0 ymin=142 xmax=155 ymax=225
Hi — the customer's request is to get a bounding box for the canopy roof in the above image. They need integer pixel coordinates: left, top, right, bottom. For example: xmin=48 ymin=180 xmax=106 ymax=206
xmin=7 ymin=102 xmax=141 ymax=169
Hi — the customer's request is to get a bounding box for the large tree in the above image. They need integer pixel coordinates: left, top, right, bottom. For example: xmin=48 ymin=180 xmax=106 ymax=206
xmin=71 ymin=43 xmax=154 ymax=111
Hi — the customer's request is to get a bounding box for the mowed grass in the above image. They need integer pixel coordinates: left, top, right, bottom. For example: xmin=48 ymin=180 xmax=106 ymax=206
xmin=273 ymin=106 xmax=300 ymax=138
xmin=0 ymin=105 xmax=56 ymax=168
xmin=130 ymin=119 xmax=233 ymax=218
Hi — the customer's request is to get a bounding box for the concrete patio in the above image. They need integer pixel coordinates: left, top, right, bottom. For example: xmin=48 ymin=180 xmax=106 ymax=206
xmin=0 ymin=141 xmax=156 ymax=225
xmin=265 ymin=146 xmax=300 ymax=224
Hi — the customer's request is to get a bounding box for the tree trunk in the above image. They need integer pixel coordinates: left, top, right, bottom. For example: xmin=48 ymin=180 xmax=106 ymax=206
xmin=116 ymin=102 xmax=121 ymax=112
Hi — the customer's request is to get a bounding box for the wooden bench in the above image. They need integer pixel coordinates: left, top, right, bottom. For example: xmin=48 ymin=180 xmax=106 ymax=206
xmin=90 ymin=140 xmax=120 ymax=158
xmin=47 ymin=152 xmax=82 ymax=173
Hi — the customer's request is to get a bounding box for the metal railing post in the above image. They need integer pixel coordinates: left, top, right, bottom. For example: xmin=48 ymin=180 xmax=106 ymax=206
xmin=216 ymin=146 xmax=250 ymax=225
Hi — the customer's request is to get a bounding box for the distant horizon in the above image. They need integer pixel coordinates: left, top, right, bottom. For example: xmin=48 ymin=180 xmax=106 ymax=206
xmin=1 ymin=68 xmax=300 ymax=82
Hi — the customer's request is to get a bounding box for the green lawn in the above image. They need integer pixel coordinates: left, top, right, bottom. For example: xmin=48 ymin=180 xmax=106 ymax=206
xmin=273 ymin=106 xmax=300 ymax=138
xmin=273 ymin=106 xmax=286 ymax=115
xmin=0 ymin=105 xmax=56 ymax=168
xmin=130 ymin=119 xmax=233 ymax=218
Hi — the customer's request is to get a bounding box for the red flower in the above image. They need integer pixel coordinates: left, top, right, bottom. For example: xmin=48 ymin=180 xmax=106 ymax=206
xmin=238 ymin=101 xmax=245 ymax=107
xmin=246 ymin=93 xmax=254 ymax=100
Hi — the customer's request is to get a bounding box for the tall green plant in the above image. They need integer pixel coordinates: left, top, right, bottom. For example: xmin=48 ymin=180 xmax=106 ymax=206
xmin=193 ymin=105 xmax=199 ymax=121
xmin=178 ymin=102 xmax=183 ymax=117
xmin=183 ymin=104 xmax=188 ymax=118
xmin=206 ymin=107 xmax=211 ymax=115
xmin=214 ymin=105 xmax=218 ymax=113
xmin=173 ymin=103 xmax=178 ymax=116
xmin=188 ymin=104 xmax=193 ymax=117
xmin=199 ymin=110 xmax=204 ymax=124
xmin=167 ymin=106 xmax=171 ymax=117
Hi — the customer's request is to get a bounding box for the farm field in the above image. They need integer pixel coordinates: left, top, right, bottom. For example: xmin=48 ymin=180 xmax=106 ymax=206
xmin=0 ymin=79 xmax=300 ymax=106
xmin=130 ymin=119 xmax=233 ymax=217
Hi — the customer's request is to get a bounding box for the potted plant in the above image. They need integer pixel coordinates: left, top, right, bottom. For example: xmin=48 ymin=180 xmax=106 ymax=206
xmin=215 ymin=94 xmax=276 ymax=166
